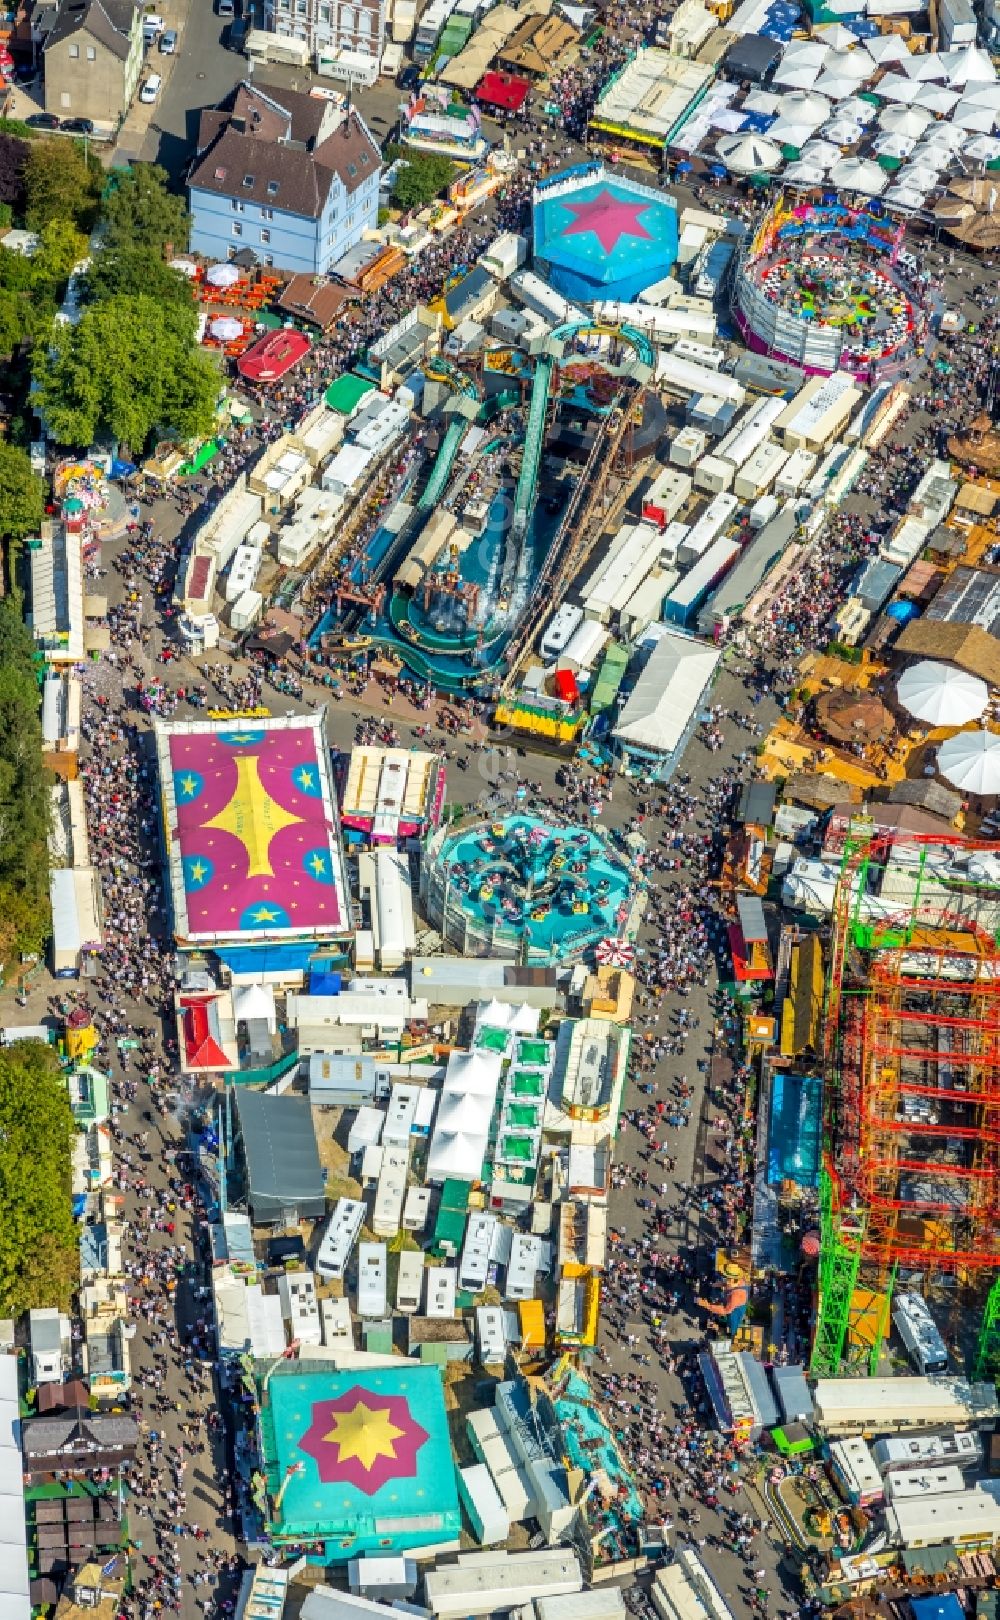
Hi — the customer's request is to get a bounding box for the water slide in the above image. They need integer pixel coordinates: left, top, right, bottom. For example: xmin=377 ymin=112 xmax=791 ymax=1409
xmin=417 ymin=415 xmax=467 ymax=512
xmin=512 ymin=351 xmax=555 ymax=537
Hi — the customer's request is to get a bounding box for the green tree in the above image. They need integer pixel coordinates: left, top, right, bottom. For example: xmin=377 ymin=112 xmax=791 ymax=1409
xmin=0 ymin=601 xmax=52 ymax=956
xmin=0 ymin=288 xmax=22 ymax=356
xmin=391 ymin=152 xmax=456 ymax=211
xmin=35 ymin=293 xmax=219 ymax=451
xmin=100 ymin=163 xmax=188 ymax=254
xmin=85 ymin=244 xmax=195 ymax=313
xmin=23 ymin=138 xmax=101 ymax=231
xmin=33 ymin=217 xmax=89 ymax=288
xmin=0 ymin=442 xmax=43 ymax=545
xmin=0 ymin=1040 xmax=77 ymax=1316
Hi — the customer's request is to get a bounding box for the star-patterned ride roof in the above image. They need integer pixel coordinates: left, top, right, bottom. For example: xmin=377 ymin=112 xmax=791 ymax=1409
xmin=533 ymin=165 xmax=678 ymax=304
xmin=262 ymin=1367 xmax=461 ymax=1553
xmin=155 ymin=714 xmax=349 ymax=946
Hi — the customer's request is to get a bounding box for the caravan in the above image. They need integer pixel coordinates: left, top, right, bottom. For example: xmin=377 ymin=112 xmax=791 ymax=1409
xmin=316 ymin=1197 xmax=365 ymax=1282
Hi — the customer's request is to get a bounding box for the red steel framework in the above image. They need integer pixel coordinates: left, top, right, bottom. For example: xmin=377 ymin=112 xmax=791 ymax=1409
xmin=825 ymin=830 xmax=1000 ymax=1273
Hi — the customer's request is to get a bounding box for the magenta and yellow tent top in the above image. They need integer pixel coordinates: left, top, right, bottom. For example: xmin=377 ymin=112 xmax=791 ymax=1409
xmin=156 ymin=713 xmax=349 ymax=946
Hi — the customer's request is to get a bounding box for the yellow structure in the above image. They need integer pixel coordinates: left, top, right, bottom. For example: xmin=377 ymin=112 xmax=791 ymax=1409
xmin=65 ymin=1017 xmax=98 ymax=1062
xmin=579 ymin=965 xmax=635 ymax=1025
xmin=494 ymin=696 xmax=585 ymax=744
xmin=555 ymin=1263 xmax=600 ymax=1349
xmin=780 ymin=933 xmax=824 ymax=1059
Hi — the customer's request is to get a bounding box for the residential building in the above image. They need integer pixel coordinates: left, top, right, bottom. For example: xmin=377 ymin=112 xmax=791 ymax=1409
xmin=189 ymin=81 xmax=381 ymax=276
xmin=42 ymin=0 xmax=144 ymax=124
xmin=263 ymin=0 xmax=386 ymax=83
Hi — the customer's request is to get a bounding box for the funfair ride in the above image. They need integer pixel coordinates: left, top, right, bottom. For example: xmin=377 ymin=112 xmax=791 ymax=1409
xmin=812 ymin=829 xmax=1000 ymax=1380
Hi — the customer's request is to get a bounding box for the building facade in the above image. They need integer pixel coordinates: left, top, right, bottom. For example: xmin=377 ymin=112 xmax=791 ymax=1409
xmin=263 ymin=0 xmax=386 ymax=83
xmin=43 ymin=0 xmax=144 ymax=124
xmin=188 ymin=82 xmax=381 ymax=275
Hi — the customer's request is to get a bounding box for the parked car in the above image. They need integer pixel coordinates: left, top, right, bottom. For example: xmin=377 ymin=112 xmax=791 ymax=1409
xmin=217 ymin=0 xmax=235 ymax=17
xmin=227 ymin=15 xmax=247 ymax=47
xmin=61 ymin=117 xmax=95 ymax=134
xmin=139 ymin=72 xmax=162 ymax=102
xmin=398 ymin=64 xmax=421 ymax=90
xmin=158 ymin=27 xmax=177 ymax=50
xmin=24 ymin=112 xmax=60 ymax=129
xmin=142 ymin=13 xmax=165 ymax=37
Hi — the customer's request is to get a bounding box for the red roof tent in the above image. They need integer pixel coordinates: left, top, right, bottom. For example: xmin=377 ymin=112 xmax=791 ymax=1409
xmin=553 ymin=668 xmax=579 ymax=704
xmin=476 ymin=71 xmax=531 ymax=112
xmin=237 ymin=326 xmax=312 ymax=385
xmin=181 ymin=996 xmax=230 ymax=1070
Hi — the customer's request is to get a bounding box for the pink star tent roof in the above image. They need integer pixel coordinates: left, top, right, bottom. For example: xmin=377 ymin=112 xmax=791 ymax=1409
xmin=533 ymin=165 xmax=677 ymax=303
xmin=156 ymin=714 xmax=348 ymax=945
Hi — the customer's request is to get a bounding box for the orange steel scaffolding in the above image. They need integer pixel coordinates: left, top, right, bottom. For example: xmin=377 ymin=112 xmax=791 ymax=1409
xmin=824 ymin=831 xmax=1000 ymax=1274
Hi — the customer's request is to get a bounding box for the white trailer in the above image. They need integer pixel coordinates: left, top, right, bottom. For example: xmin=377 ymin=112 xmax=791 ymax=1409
xmin=396 ymin=1248 xmax=425 ymax=1314
xmin=316 ymin=1197 xmax=365 ymax=1282
xmin=357 ymin=1241 xmax=388 ymax=1319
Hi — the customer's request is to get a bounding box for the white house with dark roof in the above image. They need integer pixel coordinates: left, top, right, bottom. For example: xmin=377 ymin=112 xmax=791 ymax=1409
xmin=188 ymin=82 xmax=381 ymax=276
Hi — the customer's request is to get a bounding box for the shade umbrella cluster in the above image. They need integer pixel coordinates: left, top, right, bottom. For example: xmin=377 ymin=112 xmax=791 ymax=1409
xmin=896 ymin=660 xmax=989 ymax=726
xmin=937 ymin=729 xmax=1000 ymax=795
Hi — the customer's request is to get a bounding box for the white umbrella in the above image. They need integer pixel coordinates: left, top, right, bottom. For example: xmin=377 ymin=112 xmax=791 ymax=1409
xmin=823 ymin=47 xmax=872 ymax=79
xmin=784 ymin=160 xmax=823 ymax=184
xmin=897 ymin=660 xmax=989 ymax=726
xmin=744 ymin=89 xmax=783 ymax=114
xmin=901 ymin=50 xmax=946 ymax=80
xmin=918 ymin=120 xmax=967 ymax=148
xmin=774 ymin=61 xmax=822 ymax=91
xmin=782 ymin=38 xmax=829 ymax=66
xmin=955 ymin=82 xmax=1000 ymax=108
xmin=821 ymin=116 xmax=865 ymax=144
xmin=814 ymin=22 xmax=856 ymax=49
xmin=883 ymin=182 xmax=929 ymax=210
xmin=878 ymin=74 xmax=922 ymax=104
xmin=912 ymin=85 xmax=960 ymax=115
xmin=952 ymin=102 xmax=999 ymax=133
xmin=210 ymin=315 xmax=244 ymax=341
xmin=716 ymin=132 xmax=782 ymax=174
xmin=830 ymin=154 xmax=888 ymax=193
xmin=879 ymin=103 xmax=933 ymax=137
xmin=942 ymin=45 xmax=997 ymax=87
xmin=866 ymin=35 xmax=910 ymax=66
xmin=802 ymin=137 xmax=843 ymax=169
xmin=769 ymin=118 xmax=820 ymax=148
xmin=814 ymin=72 xmax=866 ymax=102
xmin=206 ymin=263 xmax=241 ymax=288
xmin=937 ymin=729 xmax=1000 ymax=795
xmin=873 ymin=131 xmax=916 ymax=159
xmin=964 ymin=132 xmax=1000 ymax=162
xmin=837 ymin=95 xmax=877 ymax=124
xmin=778 ymin=89 xmax=832 ymax=124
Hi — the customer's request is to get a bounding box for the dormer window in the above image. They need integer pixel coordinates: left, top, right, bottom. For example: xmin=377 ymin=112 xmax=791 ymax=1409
xmin=243 ymin=174 xmax=255 ymax=187
xmin=267 ymin=180 xmax=280 ymax=195
xmin=214 ymin=167 xmax=227 ymax=181
xmin=347 ymin=162 xmax=357 ymax=178
xmin=360 ymin=152 xmax=368 ymax=165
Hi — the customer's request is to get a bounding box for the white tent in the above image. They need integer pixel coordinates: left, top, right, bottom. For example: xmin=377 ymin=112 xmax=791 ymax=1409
xmin=813 ymin=22 xmax=856 ymax=48
xmin=952 ymin=101 xmax=999 ymax=133
xmin=784 ymin=160 xmax=823 ymax=183
xmin=782 ymin=38 xmax=829 ymax=67
xmin=0 ymin=1359 xmax=28 ymax=1620
xmin=878 ymin=74 xmax=922 ymax=104
xmin=937 ymin=729 xmax=1000 ymax=796
xmin=901 ymin=50 xmax=946 ymax=80
xmin=837 ymin=95 xmax=877 ymax=123
xmin=473 ymin=998 xmax=540 ymax=1038
xmin=814 ymin=71 xmax=866 ymax=101
xmin=823 ymin=47 xmax=872 ymax=79
xmin=716 ymin=132 xmax=782 ymax=173
xmin=942 ymin=45 xmax=997 ymax=87
xmin=744 ymin=89 xmax=784 ymax=114
xmin=879 ymin=103 xmax=933 ymax=137
xmin=897 ymin=660 xmax=989 ymax=726
xmin=233 ymin=982 xmax=277 ymax=1032
xmin=613 ymin=631 xmax=721 ymax=764
xmin=917 ymin=120 xmax=966 ymax=148
xmin=426 ymin=1048 xmax=503 ymax=1183
xmin=830 ymin=155 xmax=888 ymax=193
xmin=211 ymin=315 xmax=244 ymax=342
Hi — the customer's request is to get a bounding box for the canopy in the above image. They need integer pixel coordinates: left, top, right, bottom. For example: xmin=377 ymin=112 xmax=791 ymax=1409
xmin=866 ymin=34 xmax=910 ymax=66
xmin=822 ymin=47 xmax=871 ymax=80
xmin=896 ymin=659 xmax=989 ymax=726
xmin=210 ymin=315 xmax=244 ymax=341
xmin=937 ymin=729 xmax=1000 ymax=795
xmin=777 ymin=89 xmax=831 ymax=124
xmin=813 ymin=22 xmax=856 ymax=49
xmin=773 ymin=61 xmax=822 ymax=91
xmin=873 ymin=132 xmax=916 ymax=159
xmin=913 ymin=84 xmax=961 ymax=114
xmin=964 ymin=133 xmax=1000 ymax=162
xmin=830 ymin=155 xmax=887 ymax=194
xmin=784 ymin=160 xmax=822 ymax=183
xmin=821 ymin=117 xmax=864 ymax=143
xmin=836 ymin=95 xmax=876 ymax=123
xmin=814 ymin=71 xmax=864 ymax=101
xmin=169 ymin=258 xmax=199 ymax=277
xmin=879 ymin=103 xmax=933 ymax=137
xmin=769 ymin=118 xmax=819 ymax=147
xmin=206 ymin=263 xmax=241 ymax=288
xmin=716 ymin=132 xmax=781 ymax=173
xmin=884 ymin=183 xmax=929 ymax=211
xmin=952 ymin=102 xmax=999 ymax=133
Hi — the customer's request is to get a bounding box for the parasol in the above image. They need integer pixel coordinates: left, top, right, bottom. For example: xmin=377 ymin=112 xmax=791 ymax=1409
xmin=205 ymin=262 xmax=241 ymax=288
xmin=937 ymin=729 xmax=1000 ymax=795
xmin=716 ymin=132 xmax=782 ymax=174
xmin=595 ymin=938 xmax=636 ymax=968
xmin=210 ymin=315 xmax=244 ymax=341
xmin=896 ymin=659 xmax=988 ymax=726
xmin=829 ymin=155 xmax=888 ymax=194
xmin=878 ymin=103 xmax=933 ymax=138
